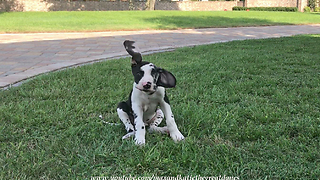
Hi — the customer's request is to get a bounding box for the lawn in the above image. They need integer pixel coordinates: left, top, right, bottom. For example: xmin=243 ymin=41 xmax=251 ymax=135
xmin=1 ymin=34 xmax=319 ymax=179
xmin=0 ymin=11 xmax=320 ymax=33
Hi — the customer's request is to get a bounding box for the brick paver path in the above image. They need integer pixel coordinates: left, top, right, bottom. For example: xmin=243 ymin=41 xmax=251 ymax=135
xmin=1 ymin=24 xmax=320 ymax=88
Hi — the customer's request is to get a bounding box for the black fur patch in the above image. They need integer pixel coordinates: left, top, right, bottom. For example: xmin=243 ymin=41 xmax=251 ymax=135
xmin=117 ymin=101 xmax=134 ymax=125
xmin=132 ymin=62 xmax=151 ymax=84
xmin=164 ymin=92 xmax=170 ymax=104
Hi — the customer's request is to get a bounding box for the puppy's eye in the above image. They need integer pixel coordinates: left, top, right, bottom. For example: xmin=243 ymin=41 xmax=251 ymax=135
xmin=151 ymin=69 xmax=157 ymax=76
xmin=137 ymin=71 xmax=144 ymax=76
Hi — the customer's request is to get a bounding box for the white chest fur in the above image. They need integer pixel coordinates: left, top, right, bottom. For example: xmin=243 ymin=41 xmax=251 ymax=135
xmin=131 ymin=86 xmax=165 ymax=122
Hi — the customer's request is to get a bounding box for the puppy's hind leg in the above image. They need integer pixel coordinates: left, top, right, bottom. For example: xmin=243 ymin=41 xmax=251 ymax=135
xmin=149 ymin=109 xmax=169 ymax=134
xmin=117 ymin=102 xmax=135 ymax=140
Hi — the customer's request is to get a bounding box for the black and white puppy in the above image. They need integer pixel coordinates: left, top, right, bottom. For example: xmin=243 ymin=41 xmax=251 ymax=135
xmin=117 ymin=40 xmax=185 ymax=145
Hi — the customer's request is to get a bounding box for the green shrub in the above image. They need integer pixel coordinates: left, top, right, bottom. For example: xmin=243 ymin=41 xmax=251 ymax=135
xmin=232 ymin=6 xmax=247 ymax=11
xmin=304 ymin=6 xmax=311 ymax=12
xmin=232 ymin=6 xmax=298 ymax=12
xmin=308 ymin=0 xmax=316 ymax=10
xmin=315 ymin=7 xmax=320 ymax=12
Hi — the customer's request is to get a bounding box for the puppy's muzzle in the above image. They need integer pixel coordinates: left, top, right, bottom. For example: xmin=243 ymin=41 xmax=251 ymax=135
xmin=142 ymin=81 xmax=152 ymax=90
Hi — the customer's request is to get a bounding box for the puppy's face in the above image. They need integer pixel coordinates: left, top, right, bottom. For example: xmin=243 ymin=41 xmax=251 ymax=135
xmin=124 ymin=40 xmax=176 ymax=93
xmin=132 ymin=62 xmax=160 ymax=94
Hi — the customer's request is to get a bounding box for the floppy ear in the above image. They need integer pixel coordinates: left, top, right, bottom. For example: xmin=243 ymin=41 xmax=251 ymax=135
xmin=123 ymin=40 xmax=142 ymax=65
xmin=157 ymin=68 xmax=176 ymax=88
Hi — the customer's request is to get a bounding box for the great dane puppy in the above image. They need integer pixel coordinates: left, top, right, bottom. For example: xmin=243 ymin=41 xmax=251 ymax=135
xmin=117 ymin=40 xmax=185 ymax=145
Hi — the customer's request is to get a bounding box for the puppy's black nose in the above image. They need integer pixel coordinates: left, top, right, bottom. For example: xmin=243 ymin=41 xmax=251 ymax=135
xmin=143 ymin=82 xmax=152 ymax=89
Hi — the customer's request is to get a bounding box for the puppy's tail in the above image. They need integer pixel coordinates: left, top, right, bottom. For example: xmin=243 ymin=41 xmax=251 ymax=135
xmin=123 ymin=40 xmax=142 ymax=64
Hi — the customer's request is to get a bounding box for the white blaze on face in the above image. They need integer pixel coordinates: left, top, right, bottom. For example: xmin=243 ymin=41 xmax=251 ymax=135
xmin=136 ymin=63 xmax=157 ymax=91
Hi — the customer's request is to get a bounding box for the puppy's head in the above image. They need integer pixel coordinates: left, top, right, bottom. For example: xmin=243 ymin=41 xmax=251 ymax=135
xmin=123 ymin=40 xmax=176 ymax=94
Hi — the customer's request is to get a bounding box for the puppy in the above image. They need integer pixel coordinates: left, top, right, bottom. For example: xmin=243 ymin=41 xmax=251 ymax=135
xmin=117 ymin=40 xmax=185 ymax=145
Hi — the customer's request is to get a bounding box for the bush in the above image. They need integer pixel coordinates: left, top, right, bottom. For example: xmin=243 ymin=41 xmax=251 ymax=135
xmin=232 ymin=6 xmax=298 ymax=12
xmin=304 ymin=6 xmax=311 ymax=12
xmin=232 ymin=6 xmax=247 ymax=11
xmin=308 ymin=0 xmax=316 ymax=10
xmin=315 ymin=7 xmax=320 ymax=12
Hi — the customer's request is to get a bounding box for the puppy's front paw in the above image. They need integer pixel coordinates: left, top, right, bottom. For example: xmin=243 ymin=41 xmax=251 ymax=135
xmin=134 ymin=136 xmax=145 ymax=146
xmin=170 ymin=130 xmax=185 ymax=143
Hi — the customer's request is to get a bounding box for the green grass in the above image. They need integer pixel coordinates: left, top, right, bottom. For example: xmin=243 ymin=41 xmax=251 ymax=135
xmin=1 ymin=35 xmax=320 ymax=179
xmin=0 ymin=11 xmax=320 ymax=33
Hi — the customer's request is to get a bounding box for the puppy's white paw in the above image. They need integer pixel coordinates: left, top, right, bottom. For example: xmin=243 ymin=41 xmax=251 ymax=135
xmin=134 ymin=135 xmax=145 ymax=146
xmin=135 ymin=138 xmax=145 ymax=146
xmin=170 ymin=130 xmax=185 ymax=142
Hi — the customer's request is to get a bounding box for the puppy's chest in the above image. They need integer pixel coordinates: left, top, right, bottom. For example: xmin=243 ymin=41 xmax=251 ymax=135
xmin=140 ymin=96 xmax=159 ymax=113
xmin=131 ymin=88 xmax=164 ymax=118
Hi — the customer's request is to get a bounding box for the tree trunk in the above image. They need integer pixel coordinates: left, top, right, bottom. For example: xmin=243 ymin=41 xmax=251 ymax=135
xmin=146 ymin=0 xmax=155 ymax=10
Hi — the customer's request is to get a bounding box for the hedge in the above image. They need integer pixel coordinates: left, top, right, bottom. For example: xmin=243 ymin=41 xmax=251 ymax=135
xmin=232 ymin=6 xmax=298 ymax=12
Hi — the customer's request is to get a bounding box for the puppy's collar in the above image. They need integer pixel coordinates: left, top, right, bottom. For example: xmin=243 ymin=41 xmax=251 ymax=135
xmin=135 ymin=86 xmax=156 ymax=95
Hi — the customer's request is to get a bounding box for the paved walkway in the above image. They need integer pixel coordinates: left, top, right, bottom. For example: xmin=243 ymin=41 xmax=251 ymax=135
xmin=1 ymin=24 xmax=320 ymax=88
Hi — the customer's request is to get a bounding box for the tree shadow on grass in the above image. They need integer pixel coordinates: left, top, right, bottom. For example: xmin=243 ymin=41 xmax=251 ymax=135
xmin=143 ymin=15 xmax=293 ymax=30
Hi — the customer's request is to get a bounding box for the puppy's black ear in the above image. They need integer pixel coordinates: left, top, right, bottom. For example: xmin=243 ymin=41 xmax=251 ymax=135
xmin=123 ymin=40 xmax=142 ymax=65
xmin=157 ymin=68 xmax=176 ymax=88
